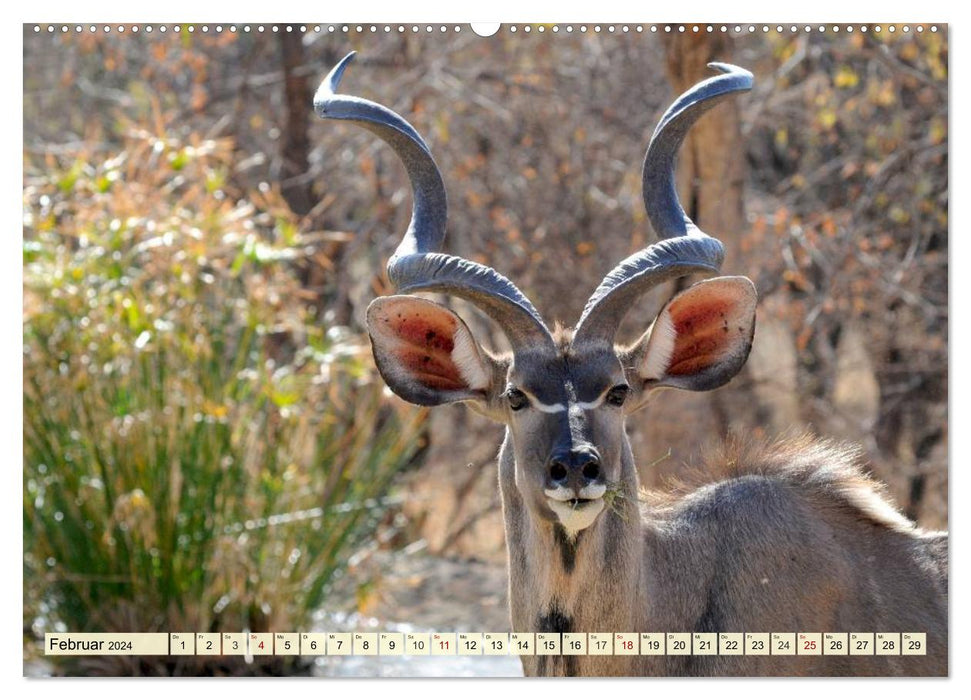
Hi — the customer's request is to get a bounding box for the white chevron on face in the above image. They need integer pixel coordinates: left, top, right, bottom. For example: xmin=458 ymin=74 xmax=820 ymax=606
xmin=529 ymin=395 xmax=604 ymax=414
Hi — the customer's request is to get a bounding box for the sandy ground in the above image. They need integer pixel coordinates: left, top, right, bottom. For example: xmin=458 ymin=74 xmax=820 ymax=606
xmin=313 ymin=546 xmax=523 ymax=677
xmin=24 ymin=548 xmax=524 ymax=678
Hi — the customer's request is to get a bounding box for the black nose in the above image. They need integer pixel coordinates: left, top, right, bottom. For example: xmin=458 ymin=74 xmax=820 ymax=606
xmin=547 ymin=448 xmax=602 ymax=490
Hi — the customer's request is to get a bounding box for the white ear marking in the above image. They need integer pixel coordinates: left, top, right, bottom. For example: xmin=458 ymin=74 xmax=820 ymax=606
xmin=640 ymin=310 xmax=676 ymax=379
xmin=451 ymin=325 xmax=490 ymax=391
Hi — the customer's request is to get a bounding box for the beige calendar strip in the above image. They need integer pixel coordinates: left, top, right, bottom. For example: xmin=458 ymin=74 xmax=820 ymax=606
xmin=44 ymin=632 xmax=928 ymax=657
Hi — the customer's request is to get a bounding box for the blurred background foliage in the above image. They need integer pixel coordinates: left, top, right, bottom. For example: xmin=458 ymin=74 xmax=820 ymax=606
xmin=23 ymin=24 xmax=947 ymax=673
xmin=23 ymin=58 xmax=426 ymax=673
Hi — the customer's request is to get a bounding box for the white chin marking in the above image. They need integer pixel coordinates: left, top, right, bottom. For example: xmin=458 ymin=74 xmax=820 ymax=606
xmin=547 ymin=498 xmax=605 ymax=538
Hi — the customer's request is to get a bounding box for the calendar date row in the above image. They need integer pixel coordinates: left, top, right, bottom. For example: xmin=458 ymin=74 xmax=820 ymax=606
xmin=45 ymin=631 xmax=927 ymax=657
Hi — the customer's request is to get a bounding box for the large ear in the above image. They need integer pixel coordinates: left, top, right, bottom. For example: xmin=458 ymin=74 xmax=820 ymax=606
xmin=626 ymin=276 xmax=756 ymax=397
xmin=366 ymin=295 xmax=496 ymax=406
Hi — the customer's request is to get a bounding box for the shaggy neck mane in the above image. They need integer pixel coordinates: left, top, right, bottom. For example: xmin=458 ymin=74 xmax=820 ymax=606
xmin=641 ymin=433 xmax=917 ymax=533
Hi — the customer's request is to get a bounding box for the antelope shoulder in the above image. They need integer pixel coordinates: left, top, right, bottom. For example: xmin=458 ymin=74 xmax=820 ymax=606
xmin=640 ymin=435 xmax=947 ymax=676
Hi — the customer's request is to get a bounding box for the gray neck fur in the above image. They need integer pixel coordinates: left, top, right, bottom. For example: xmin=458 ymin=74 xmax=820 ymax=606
xmin=498 ymin=433 xmax=649 ymax=676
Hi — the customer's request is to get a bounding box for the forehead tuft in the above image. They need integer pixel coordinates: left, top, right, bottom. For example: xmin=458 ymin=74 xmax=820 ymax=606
xmin=551 ymin=324 xmax=575 ymax=351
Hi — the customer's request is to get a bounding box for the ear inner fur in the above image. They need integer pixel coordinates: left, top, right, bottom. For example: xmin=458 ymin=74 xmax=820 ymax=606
xmin=639 ymin=313 xmax=676 ymax=380
xmin=450 ymin=323 xmax=490 ymax=390
xmin=665 ymin=294 xmax=738 ymax=375
xmin=638 ymin=277 xmax=756 ymax=385
xmin=367 ymin=296 xmax=490 ymax=402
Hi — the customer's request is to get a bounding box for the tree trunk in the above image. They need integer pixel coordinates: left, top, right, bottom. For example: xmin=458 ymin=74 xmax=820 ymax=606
xmin=279 ymin=33 xmax=314 ymax=216
xmin=663 ymin=32 xmax=746 ymax=263
xmin=633 ymin=33 xmax=772 ymax=489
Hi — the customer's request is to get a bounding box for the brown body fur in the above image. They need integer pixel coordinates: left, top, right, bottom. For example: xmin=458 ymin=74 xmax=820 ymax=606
xmin=499 ymin=433 xmax=948 ymax=676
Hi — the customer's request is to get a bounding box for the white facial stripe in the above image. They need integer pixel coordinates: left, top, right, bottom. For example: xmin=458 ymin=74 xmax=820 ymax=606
xmin=533 ymin=400 xmax=567 ymax=413
xmin=527 ymin=395 xmax=603 ymax=413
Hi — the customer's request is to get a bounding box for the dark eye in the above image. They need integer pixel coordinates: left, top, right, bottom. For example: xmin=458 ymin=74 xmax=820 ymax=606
xmin=606 ymin=384 xmax=630 ymax=407
xmin=506 ymin=388 xmax=529 ymax=411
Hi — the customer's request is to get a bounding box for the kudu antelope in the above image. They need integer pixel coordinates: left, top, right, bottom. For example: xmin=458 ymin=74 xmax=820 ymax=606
xmin=314 ymin=53 xmax=948 ymax=676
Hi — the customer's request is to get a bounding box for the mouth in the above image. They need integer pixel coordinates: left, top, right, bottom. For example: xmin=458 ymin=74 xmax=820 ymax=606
xmin=545 ymin=494 xmax=606 ymax=537
xmin=545 ymin=483 xmax=606 ymax=504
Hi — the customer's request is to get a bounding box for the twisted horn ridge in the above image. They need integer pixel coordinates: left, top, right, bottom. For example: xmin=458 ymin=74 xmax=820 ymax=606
xmin=315 ymin=52 xmax=555 ymax=352
xmin=573 ymin=63 xmax=753 ymax=345
xmin=315 ymin=52 xmax=446 ymax=257
xmin=643 ymin=62 xmax=754 ymax=240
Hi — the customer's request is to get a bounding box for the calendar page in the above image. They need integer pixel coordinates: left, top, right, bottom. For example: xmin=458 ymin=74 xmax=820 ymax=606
xmin=22 ymin=16 xmax=949 ymax=680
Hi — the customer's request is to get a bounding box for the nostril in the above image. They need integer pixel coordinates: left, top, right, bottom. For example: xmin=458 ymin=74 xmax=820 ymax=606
xmin=550 ymin=462 xmax=568 ymax=483
xmin=582 ymin=461 xmax=601 ymax=481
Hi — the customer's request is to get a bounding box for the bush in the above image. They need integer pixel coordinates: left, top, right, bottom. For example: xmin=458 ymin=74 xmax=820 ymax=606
xmin=23 ymin=117 xmax=425 ymax=674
